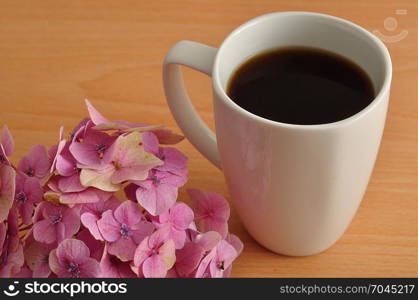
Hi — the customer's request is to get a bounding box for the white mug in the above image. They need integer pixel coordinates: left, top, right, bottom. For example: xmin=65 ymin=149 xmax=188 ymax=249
xmin=163 ymin=12 xmax=392 ymax=256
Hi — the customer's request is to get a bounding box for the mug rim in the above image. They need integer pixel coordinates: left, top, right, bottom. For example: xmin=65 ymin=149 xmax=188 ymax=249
xmin=212 ymin=11 xmax=392 ymax=129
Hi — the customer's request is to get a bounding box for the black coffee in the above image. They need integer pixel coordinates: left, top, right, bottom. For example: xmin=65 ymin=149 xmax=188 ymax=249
xmin=227 ymin=47 xmax=375 ymax=125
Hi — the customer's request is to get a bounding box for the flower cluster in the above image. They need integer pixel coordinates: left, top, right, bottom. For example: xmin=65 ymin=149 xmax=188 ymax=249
xmin=0 ymin=100 xmax=242 ymax=278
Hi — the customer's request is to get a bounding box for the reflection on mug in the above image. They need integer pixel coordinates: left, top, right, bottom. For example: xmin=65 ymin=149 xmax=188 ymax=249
xmin=373 ymin=9 xmax=408 ymax=43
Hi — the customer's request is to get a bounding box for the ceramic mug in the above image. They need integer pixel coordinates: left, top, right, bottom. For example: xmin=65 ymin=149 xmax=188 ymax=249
xmin=163 ymin=12 xmax=392 ymax=256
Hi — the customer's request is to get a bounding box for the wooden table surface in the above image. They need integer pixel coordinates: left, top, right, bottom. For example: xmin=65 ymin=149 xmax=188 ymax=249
xmin=1 ymin=0 xmax=417 ymax=277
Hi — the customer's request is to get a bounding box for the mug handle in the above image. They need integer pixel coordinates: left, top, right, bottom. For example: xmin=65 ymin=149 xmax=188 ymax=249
xmin=163 ymin=40 xmax=221 ymax=169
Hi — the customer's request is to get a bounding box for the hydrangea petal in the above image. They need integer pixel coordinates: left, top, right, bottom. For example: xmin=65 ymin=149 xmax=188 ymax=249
xmin=133 ymin=237 xmax=151 ymax=267
xmin=113 ymin=200 xmax=143 ymax=227
xmin=56 ymin=239 xmax=90 ymax=264
xmin=62 ymin=208 xmax=81 ymax=239
xmin=175 ymin=241 xmax=203 ymax=277
xmin=56 ymin=222 xmax=66 ymax=244
xmin=159 ymin=239 xmax=176 ymax=269
xmin=156 ymin=147 xmax=187 ymax=172
xmin=108 ymin=237 xmax=137 ymax=262
xmin=0 ymin=164 xmax=15 ymax=222
xmin=110 ymin=132 xmax=162 ymax=183
xmin=50 ymin=139 xmax=67 ymax=173
xmin=149 ymin=225 xmax=171 ymax=248
xmin=100 ymin=248 xmax=136 ymax=278
xmin=97 ymin=210 xmax=120 ymax=242
xmin=79 ymin=258 xmax=100 ymax=277
xmin=143 ymin=255 xmax=167 ymax=278
xmin=188 ymin=189 xmax=230 ymax=238
xmin=1 ymin=125 xmax=14 ymax=156
xmin=0 ymin=144 xmax=11 ymax=165
xmin=209 ymin=240 xmax=237 ymax=278
xmin=55 ymin=145 xmax=77 ymax=177
xmin=33 ymin=219 xmax=56 ymax=244
xmin=195 ymin=248 xmax=216 ymax=278
xmin=141 ymin=132 xmax=159 ymax=155
xmin=85 ymin=99 xmax=110 ymax=125
xmin=48 ymin=249 xmax=62 ymax=274
xmin=131 ymin=221 xmax=155 ymax=245
xmin=134 ymin=185 xmax=157 ymax=216
xmin=60 ymin=188 xmax=111 ymax=205
xmin=58 ymin=174 xmax=86 ymax=193
xmin=226 ymin=233 xmax=244 ymax=256
xmin=80 ymin=166 xmax=120 ymax=192
xmin=80 ymin=212 xmax=103 ymax=240
xmin=195 ymin=231 xmax=222 ymax=251
xmin=136 ymin=183 xmax=178 ymax=216
xmin=170 ymin=203 xmax=194 ymax=230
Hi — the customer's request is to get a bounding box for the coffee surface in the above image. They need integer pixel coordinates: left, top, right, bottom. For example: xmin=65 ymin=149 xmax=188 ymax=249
xmin=227 ymin=47 xmax=375 ymax=125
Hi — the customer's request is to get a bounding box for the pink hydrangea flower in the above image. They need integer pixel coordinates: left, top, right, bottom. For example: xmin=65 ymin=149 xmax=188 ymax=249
xmin=126 ymin=153 xmax=185 ymax=214
xmin=18 ymin=145 xmax=50 ymax=179
xmin=49 ymin=136 xmax=103 ymax=204
xmin=129 ymin=168 xmax=186 ymax=217
xmin=70 ymin=128 xmax=116 ymax=170
xmin=80 ymin=196 xmax=120 ymax=240
xmin=100 ymin=245 xmax=136 ymax=278
xmin=50 ymin=139 xmax=102 ymax=204
xmin=24 ymin=236 xmax=55 ymax=278
xmin=97 ymin=201 xmax=154 ymax=261
xmin=188 ymin=189 xmax=230 ymax=238
xmin=0 ymin=164 xmax=15 ymax=223
xmin=155 ymin=147 xmax=187 ymax=172
xmin=33 ymin=202 xmax=80 ymax=244
xmin=49 ymin=239 xmax=100 ymax=278
xmin=14 ymin=174 xmax=43 ymax=224
xmin=152 ymin=203 xmax=194 ymax=249
xmin=0 ymin=100 xmax=243 ymax=278
xmin=50 ymin=128 xmax=86 ymax=193
xmin=133 ymin=225 xmax=176 ymax=278
xmin=125 ymin=147 xmax=188 ymax=216
xmin=80 ymin=131 xmax=163 ymax=192
xmin=175 ymin=231 xmax=222 ymax=277
xmin=195 ymin=240 xmax=238 ymax=278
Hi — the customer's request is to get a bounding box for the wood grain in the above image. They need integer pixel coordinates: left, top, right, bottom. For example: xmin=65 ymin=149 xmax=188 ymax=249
xmin=1 ymin=0 xmax=417 ymax=277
